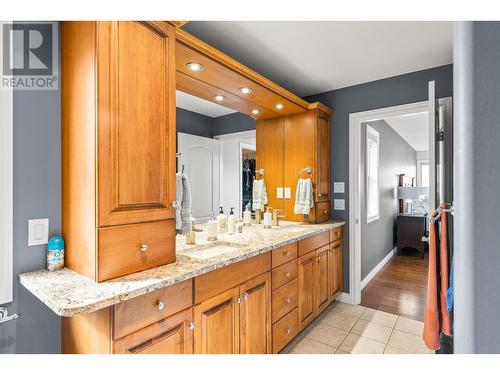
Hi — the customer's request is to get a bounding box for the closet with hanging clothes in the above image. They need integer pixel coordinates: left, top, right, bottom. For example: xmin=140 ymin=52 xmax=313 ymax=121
xmin=242 ymin=149 xmax=256 ymax=213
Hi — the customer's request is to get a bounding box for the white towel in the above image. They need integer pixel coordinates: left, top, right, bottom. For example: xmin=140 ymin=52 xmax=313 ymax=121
xmin=294 ymin=178 xmax=314 ymax=215
xmin=252 ymin=179 xmax=268 ymax=210
xmin=176 ymin=172 xmax=192 ymax=234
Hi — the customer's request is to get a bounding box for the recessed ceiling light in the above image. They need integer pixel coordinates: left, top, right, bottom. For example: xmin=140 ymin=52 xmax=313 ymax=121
xmin=213 ymin=95 xmax=225 ymax=102
xmin=276 ymin=103 xmax=284 ymax=110
xmin=186 ymin=62 xmax=203 ymax=72
xmin=251 ymin=109 xmax=260 ymax=115
xmin=238 ymin=87 xmax=253 ymax=94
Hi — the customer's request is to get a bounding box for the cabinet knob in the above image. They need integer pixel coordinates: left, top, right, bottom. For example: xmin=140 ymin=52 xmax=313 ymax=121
xmin=236 ymin=296 xmax=241 ymax=304
xmin=284 ymin=251 xmax=290 ymax=257
xmin=337 ymin=231 xmax=341 ymax=236
xmin=140 ymin=244 xmax=149 ymax=252
xmin=323 ymin=210 xmax=328 ymax=214
xmin=318 ymin=193 xmax=322 ymax=197
xmin=156 ymin=300 xmax=165 ymax=310
xmin=285 ymin=297 xmax=291 ymax=304
xmin=243 ymin=292 xmax=249 ymax=301
xmin=285 ymin=272 xmax=292 ymax=278
xmin=286 ymin=328 xmax=292 ymax=334
xmin=188 ymin=322 xmax=195 ymax=330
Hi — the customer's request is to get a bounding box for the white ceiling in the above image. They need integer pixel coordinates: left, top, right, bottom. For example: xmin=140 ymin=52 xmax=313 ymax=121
xmin=183 ymin=21 xmax=453 ymax=97
xmin=176 ymin=90 xmax=236 ymax=118
xmin=385 ymin=112 xmax=429 ymax=152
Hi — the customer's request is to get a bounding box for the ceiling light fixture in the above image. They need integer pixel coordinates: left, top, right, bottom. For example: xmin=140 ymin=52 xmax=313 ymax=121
xmin=276 ymin=103 xmax=284 ymax=110
xmin=238 ymin=87 xmax=253 ymax=94
xmin=213 ymin=95 xmax=225 ymax=102
xmin=251 ymin=109 xmax=260 ymax=115
xmin=186 ymin=62 xmax=203 ymax=72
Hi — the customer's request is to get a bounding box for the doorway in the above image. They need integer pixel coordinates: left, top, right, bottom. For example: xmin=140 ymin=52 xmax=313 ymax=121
xmin=348 ymin=95 xmax=452 ymax=319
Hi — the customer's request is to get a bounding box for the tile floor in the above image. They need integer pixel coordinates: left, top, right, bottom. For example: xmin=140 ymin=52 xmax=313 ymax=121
xmin=284 ymin=302 xmax=434 ymax=354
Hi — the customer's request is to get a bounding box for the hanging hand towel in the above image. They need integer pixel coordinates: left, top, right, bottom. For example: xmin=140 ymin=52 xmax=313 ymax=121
xmin=175 ymin=172 xmax=192 ymax=234
xmin=294 ymin=178 xmax=314 ymax=215
xmin=252 ymin=179 xmax=268 ymax=210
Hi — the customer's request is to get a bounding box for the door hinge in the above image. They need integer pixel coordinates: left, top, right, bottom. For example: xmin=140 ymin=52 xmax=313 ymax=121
xmin=437 ymin=130 xmax=445 ymax=142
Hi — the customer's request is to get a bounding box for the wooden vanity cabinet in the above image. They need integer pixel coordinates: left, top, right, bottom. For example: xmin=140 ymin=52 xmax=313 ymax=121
xmin=62 ymin=21 xmax=177 ymax=282
xmin=256 ymin=105 xmax=333 ymax=223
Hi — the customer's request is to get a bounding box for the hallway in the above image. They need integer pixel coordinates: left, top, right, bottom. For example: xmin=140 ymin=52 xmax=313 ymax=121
xmin=361 ymin=252 xmax=428 ymax=321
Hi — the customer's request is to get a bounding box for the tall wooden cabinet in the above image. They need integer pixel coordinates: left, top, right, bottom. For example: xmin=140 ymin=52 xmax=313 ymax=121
xmin=256 ymin=105 xmax=333 ymax=223
xmin=62 ymin=21 xmax=177 ymax=282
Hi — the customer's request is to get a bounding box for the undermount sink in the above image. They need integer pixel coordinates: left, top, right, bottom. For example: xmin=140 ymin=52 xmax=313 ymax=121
xmin=183 ymin=244 xmax=243 ymax=260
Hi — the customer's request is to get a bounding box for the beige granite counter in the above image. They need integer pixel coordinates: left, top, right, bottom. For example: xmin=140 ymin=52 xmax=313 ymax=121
xmin=19 ymin=220 xmax=345 ymax=318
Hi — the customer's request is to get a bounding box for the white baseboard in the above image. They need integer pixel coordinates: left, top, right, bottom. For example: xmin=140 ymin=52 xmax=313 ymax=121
xmin=360 ymin=247 xmax=397 ymax=290
xmin=335 ymin=292 xmax=351 ymax=304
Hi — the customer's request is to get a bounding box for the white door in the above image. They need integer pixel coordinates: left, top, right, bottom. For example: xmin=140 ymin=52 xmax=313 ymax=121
xmin=178 ymin=133 xmax=220 ymax=222
xmin=428 ymin=81 xmax=438 ymax=211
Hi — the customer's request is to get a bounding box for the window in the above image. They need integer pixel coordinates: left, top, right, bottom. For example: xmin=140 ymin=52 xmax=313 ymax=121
xmin=366 ymin=126 xmax=380 ymax=223
xmin=417 ymin=160 xmax=430 ymax=187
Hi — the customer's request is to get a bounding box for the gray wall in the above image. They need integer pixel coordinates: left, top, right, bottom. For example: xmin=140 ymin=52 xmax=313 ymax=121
xmin=305 ymin=64 xmax=453 ymax=291
xmin=213 ymin=112 xmax=256 ymax=136
xmin=454 ymin=22 xmax=500 ymax=354
xmin=360 ymin=120 xmax=416 ymax=279
xmin=0 ymin=87 xmax=61 ymax=353
xmin=176 ymin=107 xmax=215 ymax=138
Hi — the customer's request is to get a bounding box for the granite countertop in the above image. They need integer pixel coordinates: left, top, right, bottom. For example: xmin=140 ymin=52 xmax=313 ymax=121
xmin=19 ymin=220 xmax=345 ymax=318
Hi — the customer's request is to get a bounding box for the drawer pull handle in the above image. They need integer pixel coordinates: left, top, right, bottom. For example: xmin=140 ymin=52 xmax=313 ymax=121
xmin=156 ymin=300 xmax=165 ymax=310
xmin=285 ymin=272 xmax=292 ymax=278
xmin=286 ymin=328 xmax=292 ymax=334
xmin=285 ymin=297 xmax=291 ymax=304
xmin=140 ymin=244 xmax=149 ymax=252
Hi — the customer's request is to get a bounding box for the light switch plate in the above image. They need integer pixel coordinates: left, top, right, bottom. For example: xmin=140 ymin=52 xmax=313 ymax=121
xmin=276 ymin=187 xmax=283 ymax=199
xmin=284 ymin=187 xmax=291 ymax=199
xmin=333 ymin=182 xmax=345 ymax=194
xmin=28 ymin=218 xmax=49 ymax=246
xmin=334 ymin=199 xmax=345 ymax=211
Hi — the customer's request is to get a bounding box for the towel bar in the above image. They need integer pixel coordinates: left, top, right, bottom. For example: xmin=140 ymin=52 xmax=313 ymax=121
xmin=0 ymin=307 xmax=20 ymax=325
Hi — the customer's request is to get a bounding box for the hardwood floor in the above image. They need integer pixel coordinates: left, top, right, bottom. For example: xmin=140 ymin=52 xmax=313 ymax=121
xmin=361 ymin=250 xmax=428 ymax=322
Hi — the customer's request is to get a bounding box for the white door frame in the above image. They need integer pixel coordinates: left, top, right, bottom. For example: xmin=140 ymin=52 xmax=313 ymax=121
xmin=348 ymin=97 xmax=452 ymax=305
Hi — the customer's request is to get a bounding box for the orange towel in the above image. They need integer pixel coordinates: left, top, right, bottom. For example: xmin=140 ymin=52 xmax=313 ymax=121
xmin=423 ymin=205 xmax=451 ymax=350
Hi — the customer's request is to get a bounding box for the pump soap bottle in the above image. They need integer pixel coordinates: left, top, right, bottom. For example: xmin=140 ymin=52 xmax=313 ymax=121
xmin=228 ymin=207 xmax=236 ymax=234
xmin=217 ymin=206 xmax=227 ymax=233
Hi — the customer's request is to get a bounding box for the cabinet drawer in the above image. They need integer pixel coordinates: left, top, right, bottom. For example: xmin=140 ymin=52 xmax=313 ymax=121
xmin=271 ymin=260 xmax=297 ymax=291
xmin=113 ymin=279 xmax=193 ymax=340
xmin=113 ymin=308 xmax=193 ymax=354
xmin=316 ymin=201 xmax=330 ymax=223
xmin=272 ymin=242 xmax=298 ymax=269
xmin=298 ymin=231 xmax=329 ymax=257
xmin=98 ymin=220 xmax=176 ymax=282
xmin=330 ymin=226 xmax=344 ymax=243
xmin=272 ymin=308 xmax=299 ymax=353
xmin=272 ymin=279 xmax=298 ymax=324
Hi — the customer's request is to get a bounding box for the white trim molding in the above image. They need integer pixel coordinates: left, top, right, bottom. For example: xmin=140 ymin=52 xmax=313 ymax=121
xmin=335 ymin=293 xmax=351 ymax=304
xmin=361 ymin=247 xmax=397 ymax=290
xmin=0 ymin=48 xmax=13 ymax=304
xmin=214 ymin=129 xmax=256 ymax=144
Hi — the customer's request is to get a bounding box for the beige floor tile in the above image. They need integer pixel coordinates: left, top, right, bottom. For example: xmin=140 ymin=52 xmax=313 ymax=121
xmin=360 ymin=308 xmax=398 ymax=328
xmin=388 ymin=329 xmax=434 ymax=354
xmin=321 ymin=310 xmax=360 ymax=331
xmin=289 ymin=338 xmax=336 ymax=354
xmin=351 ymin=319 xmax=393 ymax=343
xmin=334 ymin=349 xmax=351 ymax=354
xmin=331 ymin=302 xmax=366 ymax=318
xmin=394 ymin=316 xmax=424 ymax=336
xmin=306 ymin=323 xmax=349 ymax=348
xmin=384 ymin=345 xmax=412 ymax=354
xmin=339 ymin=333 xmax=386 ymax=354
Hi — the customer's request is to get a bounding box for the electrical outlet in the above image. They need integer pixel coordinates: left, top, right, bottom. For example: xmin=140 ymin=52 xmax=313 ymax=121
xmin=277 ymin=187 xmax=283 ymax=199
xmin=284 ymin=187 xmax=291 ymax=199
xmin=333 ymin=182 xmax=345 ymax=194
xmin=28 ymin=218 xmax=49 ymax=246
xmin=334 ymin=199 xmax=345 ymax=211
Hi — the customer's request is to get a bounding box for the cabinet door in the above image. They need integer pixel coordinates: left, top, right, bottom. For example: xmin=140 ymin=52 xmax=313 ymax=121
xmin=239 ymin=272 xmax=272 ymax=354
xmin=329 ymin=240 xmax=343 ymax=298
xmin=194 ymin=286 xmax=240 ymax=354
xmin=315 ymin=245 xmax=330 ymax=314
xmin=316 ymin=111 xmax=331 ymax=202
xmin=113 ymin=308 xmax=193 ymax=354
xmin=298 ymin=251 xmax=317 ymax=329
xmin=98 ymin=21 xmax=176 ymax=227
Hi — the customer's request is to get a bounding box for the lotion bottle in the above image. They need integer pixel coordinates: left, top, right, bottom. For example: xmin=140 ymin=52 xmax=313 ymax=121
xmin=263 ymin=206 xmax=272 ymax=229
xmin=216 ymin=206 xmax=227 ymax=232
xmin=227 ymin=207 xmax=236 ymax=234
xmin=207 ymin=213 xmax=218 ymax=241
xmin=243 ymin=207 xmax=252 ymax=226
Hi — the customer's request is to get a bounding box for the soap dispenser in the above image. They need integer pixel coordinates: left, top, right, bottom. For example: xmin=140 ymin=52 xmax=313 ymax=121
xmin=263 ymin=206 xmax=272 ymax=229
xmin=228 ymin=207 xmax=236 ymax=234
xmin=217 ymin=206 xmax=227 ymax=233
xmin=243 ymin=207 xmax=252 ymax=226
